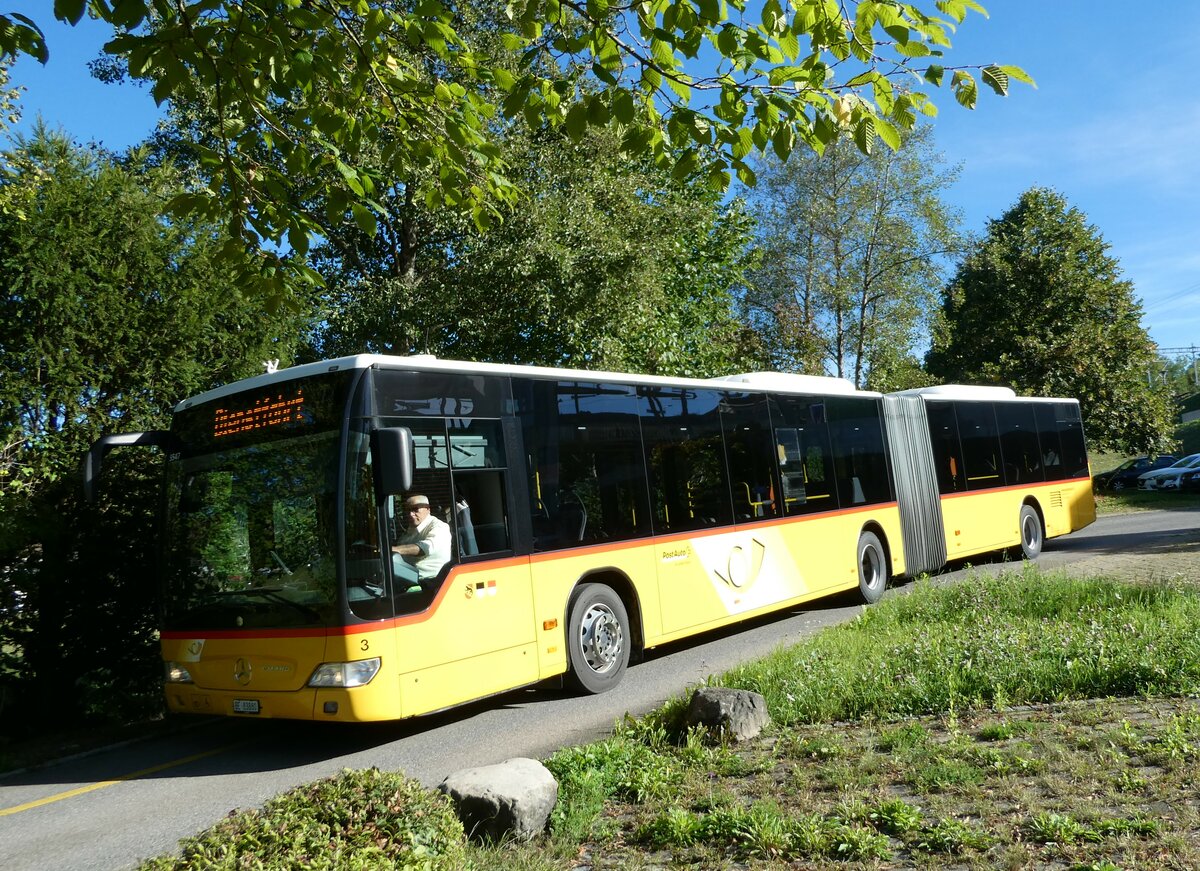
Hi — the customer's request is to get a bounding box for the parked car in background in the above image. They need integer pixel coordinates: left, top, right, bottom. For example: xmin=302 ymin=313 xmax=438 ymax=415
xmin=1179 ymin=467 xmax=1200 ymax=493
xmin=1138 ymin=453 xmax=1200 ymax=490
xmin=1093 ymin=455 xmax=1177 ymax=491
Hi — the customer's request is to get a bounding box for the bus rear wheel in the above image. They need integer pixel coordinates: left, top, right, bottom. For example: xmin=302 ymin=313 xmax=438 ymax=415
xmin=857 ymin=531 xmax=888 ymax=604
xmin=566 ymin=583 xmax=630 ymax=694
xmin=1017 ymin=504 xmax=1043 ymax=560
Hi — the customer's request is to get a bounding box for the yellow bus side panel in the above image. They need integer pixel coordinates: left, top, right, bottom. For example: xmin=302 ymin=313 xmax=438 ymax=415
xmin=529 ymin=546 xmax=659 ymax=681
xmin=941 ymin=479 xmax=1096 ymax=561
xmin=393 ymin=560 xmax=540 ymax=717
xmin=652 ymin=506 xmax=904 ymax=642
xmin=397 ymin=643 xmax=540 ymax=718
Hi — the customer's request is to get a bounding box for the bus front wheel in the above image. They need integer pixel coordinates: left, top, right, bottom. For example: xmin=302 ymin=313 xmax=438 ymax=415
xmin=1017 ymin=504 xmax=1043 ymax=560
xmin=566 ymin=583 xmax=630 ymax=694
xmin=857 ymin=531 xmax=888 ymax=604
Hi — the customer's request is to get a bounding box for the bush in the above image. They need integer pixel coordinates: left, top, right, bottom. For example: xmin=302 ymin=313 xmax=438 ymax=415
xmin=139 ymin=768 xmax=469 ymax=870
xmin=1177 ymin=419 xmax=1200 ymax=455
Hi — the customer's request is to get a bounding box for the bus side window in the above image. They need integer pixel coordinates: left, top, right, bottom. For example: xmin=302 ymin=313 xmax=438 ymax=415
xmin=925 ymin=400 xmax=965 ymax=494
xmin=997 ymin=402 xmax=1043 ymax=485
xmin=449 ymin=418 xmax=512 ymax=555
xmin=1054 ymin=402 xmax=1089 ymax=479
xmin=826 ymin=396 xmax=891 ymax=505
xmin=955 ymin=401 xmax=1003 ymax=491
xmin=771 ymin=396 xmax=837 ymax=514
xmin=720 ymin=392 xmax=778 ymax=521
xmin=375 ymin=418 xmax=455 ymax=617
xmin=1034 ymin=403 xmax=1066 ymax=480
xmin=639 ymin=387 xmax=732 ymax=532
xmin=517 ymin=379 xmax=651 ymax=552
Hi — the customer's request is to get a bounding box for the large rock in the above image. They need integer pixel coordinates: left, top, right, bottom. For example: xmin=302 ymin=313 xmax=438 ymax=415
xmin=685 ymin=687 xmax=771 ymax=741
xmin=436 ymin=757 xmax=558 ymax=841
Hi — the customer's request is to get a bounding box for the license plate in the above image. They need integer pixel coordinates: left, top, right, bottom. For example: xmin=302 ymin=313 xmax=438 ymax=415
xmin=232 ymin=699 xmax=260 ymax=714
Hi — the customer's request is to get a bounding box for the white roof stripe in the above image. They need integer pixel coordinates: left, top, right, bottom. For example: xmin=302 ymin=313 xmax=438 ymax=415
xmin=175 ymin=354 xmax=883 ymax=411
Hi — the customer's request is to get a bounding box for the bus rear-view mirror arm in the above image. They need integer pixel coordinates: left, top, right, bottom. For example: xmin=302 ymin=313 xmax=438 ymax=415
xmin=83 ymin=431 xmax=176 ymax=502
xmin=372 ymin=426 xmax=414 ymax=497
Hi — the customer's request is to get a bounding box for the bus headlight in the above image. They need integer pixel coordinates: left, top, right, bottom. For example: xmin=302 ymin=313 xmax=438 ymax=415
xmin=308 ymin=657 xmax=381 ymax=688
xmin=165 ymin=662 xmax=194 ymax=683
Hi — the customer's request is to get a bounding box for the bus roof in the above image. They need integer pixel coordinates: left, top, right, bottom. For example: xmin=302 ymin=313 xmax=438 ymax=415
xmin=894 ymin=384 xmax=1077 ymax=404
xmin=175 ymin=354 xmax=879 ymax=411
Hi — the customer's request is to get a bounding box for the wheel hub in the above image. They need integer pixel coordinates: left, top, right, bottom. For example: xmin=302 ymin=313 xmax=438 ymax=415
xmin=580 ymin=604 xmax=623 ymax=673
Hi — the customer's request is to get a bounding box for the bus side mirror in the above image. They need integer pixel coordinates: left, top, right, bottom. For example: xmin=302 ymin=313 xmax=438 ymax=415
xmin=83 ymin=431 xmax=175 ymax=502
xmin=372 ymin=426 xmax=414 ymax=496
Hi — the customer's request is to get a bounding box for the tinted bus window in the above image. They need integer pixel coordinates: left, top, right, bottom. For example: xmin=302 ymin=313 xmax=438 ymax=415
xmin=640 ymin=387 xmax=732 ymax=532
xmin=955 ymin=402 xmax=1003 ymax=490
xmin=925 ymin=400 xmax=965 ymax=494
xmin=1033 ymin=403 xmax=1065 ymax=480
xmin=1055 ymin=402 xmax=1089 ymax=478
xmin=374 ymin=370 xmax=508 ymax=418
xmin=771 ymin=395 xmax=837 ymax=514
xmin=996 ymin=402 xmax=1044 ymax=485
xmin=720 ymin=392 xmax=779 ymax=521
xmin=826 ymin=396 xmax=891 ymax=506
xmin=446 ymin=418 xmax=510 ymax=556
xmin=517 ymin=380 xmax=651 ymax=551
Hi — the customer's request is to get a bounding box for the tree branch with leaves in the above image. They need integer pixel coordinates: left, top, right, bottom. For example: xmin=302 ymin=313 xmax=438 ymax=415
xmin=7 ymin=1 xmax=1030 ymax=297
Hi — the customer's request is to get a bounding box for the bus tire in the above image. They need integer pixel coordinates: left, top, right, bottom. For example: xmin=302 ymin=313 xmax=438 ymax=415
xmin=857 ymin=530 xmax=888 ymax=604
xmin=1018 ymin=504 xmax=1043 ymax=560
xmin=566 ymin=583 xmax=630 ymax=694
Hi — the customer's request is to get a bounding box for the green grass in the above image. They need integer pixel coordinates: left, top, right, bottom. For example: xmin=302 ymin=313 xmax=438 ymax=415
xmin=715 ymin=566 xmax=1200 ymax=722
xmin=141 ymin=569 xmax=1200 ymax=870
xmin=1095 ymin=488 xmax=1200 ymax=515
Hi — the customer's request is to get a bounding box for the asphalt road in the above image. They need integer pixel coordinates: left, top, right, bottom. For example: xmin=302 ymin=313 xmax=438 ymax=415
xmin=2 ymin=508 xmax=1197 ymax=871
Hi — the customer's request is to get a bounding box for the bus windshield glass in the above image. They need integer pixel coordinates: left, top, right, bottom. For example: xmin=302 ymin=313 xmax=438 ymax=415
xmin=161 ymin=370 xmax=356 ymax=631
xmin=162 ymin=431 xmax=342 ymax=631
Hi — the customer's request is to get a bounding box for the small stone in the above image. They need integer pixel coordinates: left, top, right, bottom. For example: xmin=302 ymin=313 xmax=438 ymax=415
xmin=685 ymin=687 xmax=771 ymax=741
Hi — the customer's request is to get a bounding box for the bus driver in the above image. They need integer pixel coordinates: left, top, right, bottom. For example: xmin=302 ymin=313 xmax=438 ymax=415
xmin=391 ymin=494 xmax=451 ymax=589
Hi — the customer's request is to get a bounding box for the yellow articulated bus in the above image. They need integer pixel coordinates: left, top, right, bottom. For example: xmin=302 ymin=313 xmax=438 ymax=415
xmin=85 ymin=357 xmax=1095 ymax=722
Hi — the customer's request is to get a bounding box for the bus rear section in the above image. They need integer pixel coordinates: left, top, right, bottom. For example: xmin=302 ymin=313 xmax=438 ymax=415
xmin=883 ymin=386 xmax=1095 ymax=570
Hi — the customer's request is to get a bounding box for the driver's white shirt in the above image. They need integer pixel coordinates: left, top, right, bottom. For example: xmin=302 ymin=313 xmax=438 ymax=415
xmin=397 ymin=514 xmax=451 ymax=580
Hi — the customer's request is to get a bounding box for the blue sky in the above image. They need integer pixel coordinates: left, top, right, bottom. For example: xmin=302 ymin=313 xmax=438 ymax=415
xmin=6 ymin=2 xmax=1198 ymax=358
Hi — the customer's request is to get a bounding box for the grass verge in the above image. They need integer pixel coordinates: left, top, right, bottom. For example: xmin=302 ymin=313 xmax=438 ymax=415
xmin=142 ymin=568 xmax=1200 ymax=870
xmin=1094 ymin=488 xmax=1200 ymax=515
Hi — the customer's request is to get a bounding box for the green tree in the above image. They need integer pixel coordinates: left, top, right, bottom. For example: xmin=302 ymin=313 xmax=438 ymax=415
xmin=0 ymin=128 xmax=308 ymax=734
xmin=927 ymin=187 xmax=1174 ymax=452
xmin=312 ymin=123 xmax=764 ymax=377
xmin=1157 ymin=352 xmax=1200 ymax=396
xmin=3 ymin=2 xmax=1029 ymax=294
xmin=743 ymin=126 xmax=962 ymax=389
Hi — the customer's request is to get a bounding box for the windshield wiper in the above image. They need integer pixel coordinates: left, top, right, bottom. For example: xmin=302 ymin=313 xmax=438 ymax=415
xmin=203 ymin=586 xmax=322 ymax=621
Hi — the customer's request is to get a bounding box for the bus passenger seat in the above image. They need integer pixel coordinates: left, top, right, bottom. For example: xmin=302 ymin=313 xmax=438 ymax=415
xmin=457 ymin=501 xmax=479 ymax=556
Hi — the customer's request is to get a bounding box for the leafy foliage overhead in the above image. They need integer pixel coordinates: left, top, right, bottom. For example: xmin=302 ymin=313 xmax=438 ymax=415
xmin=926 ymin=187 xmax=1175 ymax=453
xmin=5 ymin=1 xmax=1031 ymax=293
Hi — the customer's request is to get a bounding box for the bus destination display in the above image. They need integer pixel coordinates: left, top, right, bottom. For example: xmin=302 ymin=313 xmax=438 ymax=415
xmin=213 ymin=387 xmax=307 ymax=439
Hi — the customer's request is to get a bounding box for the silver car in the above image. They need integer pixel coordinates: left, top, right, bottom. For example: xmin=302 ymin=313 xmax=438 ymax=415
xmin=1138 ymin=453 xmax=1200 ymax=490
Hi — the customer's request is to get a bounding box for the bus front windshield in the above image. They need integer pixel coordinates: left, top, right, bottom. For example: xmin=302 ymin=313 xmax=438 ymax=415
xmin=162 ymin=431 xmax=342 ymax=631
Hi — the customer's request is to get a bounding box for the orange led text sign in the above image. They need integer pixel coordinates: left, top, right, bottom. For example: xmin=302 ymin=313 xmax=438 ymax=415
xmin=213 ymin=388 xmax=306 ymax=439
